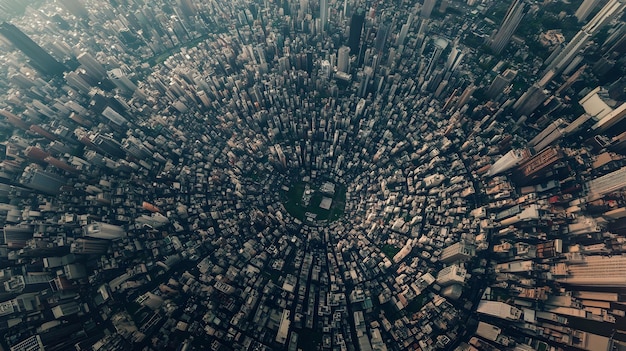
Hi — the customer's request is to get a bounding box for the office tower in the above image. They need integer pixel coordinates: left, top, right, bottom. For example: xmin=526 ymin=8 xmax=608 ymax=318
xmin=107 ymin=68 xmax=137 ymax=93
xmin=555 ymin=255 xmax=626 ymax=287
xmin=424 ymin=37 xmax=448 ymax=80
xmin=476 ymin=301 xmax=522 ymax=320
xmin=488 ymin=0 xmax=525 ymax=55
xmin=456 ymin=84 xmax=475 ymax=109
xmin=374 ymin=24 xmax=388 ymax=54
xmin=486 ymin=149 xmax=530 ymax=176
xmin=512 ymin=83 xmax=548 ymax=117
xmin=445 ymin=46 xmax=464 ymax=73
xmin=440 ymin=241 xmax=475 ymax=264
xmin=0 ymin=22 xmax=67 ymax=77
xmin=586 ymin=166 xmax=626 ymax=196
xmin=18 ymin=165 xmax=67 ymax=195
xmin=396 ymin=22 xmax=410 ymax=47
xmin=528 ymin=119 xmax=567 ymax=152
xmin=337 ymin=46 xmax=350 ymax=73
xmin=486 ymin=68 xmax=517 ymax=100
xmin=320 ymin=0 xmax=328 ymax=32
xmin=575 ymin=0 xmax=601 ymax=23
xmin=76 ymin=52 xmax=107 ymax=79
xmin=591 ymin=101 xmax=626 ymax=133
xmin=123 ymin=136 xmax=152 ymax=159
xmin=421 ymin=0 xmax=437 ymax=19
xmin=603 ymin=23 xmax=626 ymax=54
xmin=9 ymin=335 xmax=45 ymax=351
xmin=348 ymin=11 xmax=365 ymax=55
xmin=3 ymin=225 xmax=34 ymax=249
xmin=439 ymin=0 xmax=449 ymax=13
xmin=177 ymin=0 xmax=197 ymax=17
xmin=101 ymin=106 xmax=129 ymax=128
xmin=358 ymin=66 xmax=373 ymax=97
xmin=542 ymin=0 xmax=626 ymax=84
xmin=83 ymin=222 xmax=125 ymax=240
xmin=436 ymin=264 xmax=467 ymax=286
xmin=70 ymin=238 xmax=110 ymax=254
xmin=3 ymin=273 xmax=52 ymax=294
xmin=512 ymin=146 xmax=563 ymax=184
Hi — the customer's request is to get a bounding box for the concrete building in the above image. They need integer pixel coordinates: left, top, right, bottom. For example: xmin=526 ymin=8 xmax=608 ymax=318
xmin=440 ymin=241 xmax=475 ymax=264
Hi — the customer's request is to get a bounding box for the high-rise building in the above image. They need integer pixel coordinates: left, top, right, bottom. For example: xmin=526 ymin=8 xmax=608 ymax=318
xmin=374 ymin=25 xmax=388 ymax=54
xmin=555 ymin=255 xmax=626 ymax=287
xmin=337 ymin=46 xmax=350 ymax=73
xmin=541 ymin=0 xmax=626 ymax=85
xmin=421 ymin=0 xmax=437 ymax=19
xmin=512 ymin=83 xmax=548 ymax=117
xmin=488 ymin=0 xmax=525 ymax=55
xmin=348 ymin=12 xmax=365 ymax=55
xmin=439 ymin=0 xmax=449 ymax=13
xmin=83 ymin=222 xmax=126 ymax=240
xmin=107 ymin=68 xmax=137 ymax=93
xmin=320 ymin=0 xmax=328 ymax=32
xmin=424 ymin=38 xmax=448 ymax=80
xmin=575 ymin=0 xmax=601 ymax=23
xmin=585 ymin=166 xmax=626 ymax=196
xmin=9 ymin=335 xmax=45 ymax=351
xmin=0 ymin=22 xmax=67 ymax=77
xmin=76 ymin=52 xmax=107 ymax=79
xmin=70 ymin=238 xmax=110 ymax=254
xmin=436 ymin=264 xmax=467 ymax=286
xmin=3 ymin=225 xmax=34 ymax=249
xmin=440 ymin=241 xmax=476 ymax=264
xmin=18 ymin=165 xmax=67 ymax=195
xmin=486 ymin=149 xmax=531 ymax=177
xmin=486 ymin=68 xmax=517 ymax=100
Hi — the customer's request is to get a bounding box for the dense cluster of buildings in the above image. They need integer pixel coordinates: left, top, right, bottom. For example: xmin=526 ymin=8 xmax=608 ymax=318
xmin=0 ymin=0 xmax=626 ymax=350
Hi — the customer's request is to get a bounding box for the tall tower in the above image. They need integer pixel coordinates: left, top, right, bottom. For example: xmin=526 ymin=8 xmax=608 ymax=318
xmin=424 ymin=37 xmax=448 ymax=80
xmin=0 ymin=22 xmax=67 ymax=77
xmin=512 ymin=83 xmax=548 ymax=117
xmin=541 ymin=0 xmax=626 ymax=86
xmin=337 ymin=46 xmax=350 ymax=73
xmin=320 ymin=0 xmax=328 ymax=32
xmin=77 ymin=52 xmax=107 ymax=79
xmin=486 ymin=68 xmax=518 ymax=100
xmin=348 ymin=11 xmax=365 ymax=55
xmin=374 ymin=25 xmax=388 ymax=54
xmin=488 ymin=0 xmax=525 ymax=55
xmin=575 ymin=0 xmax=601 ymax=23
xmin=421 ymin=0 xmax=437 ymax=19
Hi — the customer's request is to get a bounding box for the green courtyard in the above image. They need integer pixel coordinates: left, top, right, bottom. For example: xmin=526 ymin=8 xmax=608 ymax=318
xmin=282 ymin=181 xmax=346 ymax=223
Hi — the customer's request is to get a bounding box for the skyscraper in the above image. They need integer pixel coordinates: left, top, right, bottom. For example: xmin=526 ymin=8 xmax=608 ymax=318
xmin=0 ymin=22 xmax=67 ymax=77
xmin=18 ymin=165 xmax=67 ymax=195
xmin=512 ymin=83 xmax=548 ymax=117
xmin=421 ymin=0 xmax=437 ymax=19
xmin=76 ymin=52 xmax=107 ymax=79
xmin=337 ymin=46 xmax=350 ymax=73
xmin=488 ymin=0 xmax=525 ymax=55
xmin=541 ymin=0 xmax=626 ymax=85
xmin=320 ymin=0 xmax=328 ymax=32
xmin=374 ymin=25 xmax=388 ymax=54
xmin=348 ymin=11 xmax=365 ymax=55
xmin=486 ymin=68 xmax=517 ymax=100
xmin=555 ymin=255 xmax=626 ymax=287
xmin=424 ymin=37 xmax=448 ymax=80
xmin=574 ymin=0 xmax=601 ymax=23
